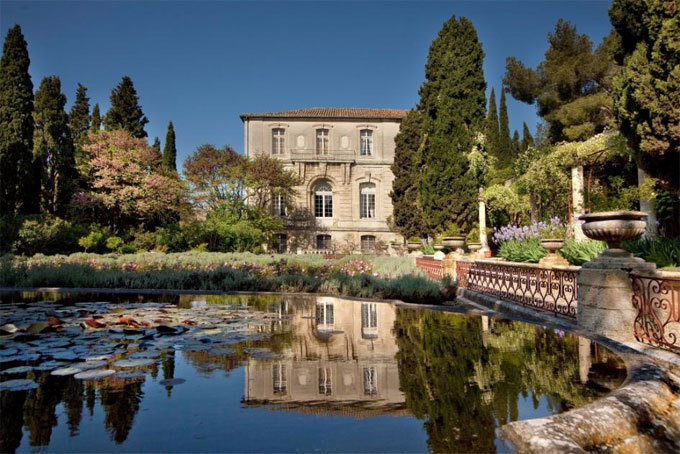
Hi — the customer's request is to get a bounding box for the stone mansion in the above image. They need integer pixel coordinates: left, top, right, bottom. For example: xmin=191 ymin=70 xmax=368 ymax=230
xmin=241 ymin=107 xmax=407 ymax=253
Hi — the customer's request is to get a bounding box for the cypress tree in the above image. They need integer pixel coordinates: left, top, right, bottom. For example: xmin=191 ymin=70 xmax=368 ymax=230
xmin=103 ymin=76 xmax=148 ymax=138
xmin=32 ymin=76 xmax=77 ymax=215
xmin=162 ymin=121 xmax=177 ymax=171
xmin=418 ymin=16 xmax=487 ymax=232
xmin=68 ymin=83 xmax=89 ymax=146
xmin=484 ymin=88 xmax=500 ymax=161
xmin=152 ymin=137 xmax=160 ymax=152
xmin=521 ymin=122 xmax=534 ymax=150
xmin=390 ymin=109 xmax=427 ymax=238
xmin=498 ymin=87 xmax=512 ymax=166
xmin=90 ymin=103 xmax=101 ymax=134
xmin=512 ymin=130 xmax=521 ymax=157
xmin=0 ymin=25 xmax=34 ymax=215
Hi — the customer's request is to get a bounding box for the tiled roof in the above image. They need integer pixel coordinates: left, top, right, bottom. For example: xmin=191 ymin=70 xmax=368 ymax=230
xmin=240 ymin=107 xmax=409 ymax=121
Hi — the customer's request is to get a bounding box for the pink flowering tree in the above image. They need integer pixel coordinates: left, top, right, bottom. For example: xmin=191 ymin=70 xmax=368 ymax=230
xmin=75 ymin=130 xmax=186 ymax=230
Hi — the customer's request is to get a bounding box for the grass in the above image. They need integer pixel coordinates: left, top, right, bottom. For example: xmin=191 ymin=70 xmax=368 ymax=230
xmin=0 ymin=252 xmax=453 ymax=305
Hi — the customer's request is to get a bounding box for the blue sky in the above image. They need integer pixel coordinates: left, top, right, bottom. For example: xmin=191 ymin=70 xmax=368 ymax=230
xmin=1 ymin=1 xmax=613 ymax=167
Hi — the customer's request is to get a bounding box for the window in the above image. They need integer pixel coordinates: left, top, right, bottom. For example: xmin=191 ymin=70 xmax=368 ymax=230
xmin=316 ymin=234 xmax=331 ymax=250
xmin=273 ymin=363 xmax=287 ymax=395
xmin=360 ymin=183 xmax=376 ymax=219
xmin=314 ymin=181 xmax=333 ymax=218
xmin=272 ymin=233 xmax=287 ymax=253
xmin=316 ymin=129 xmax=329 ymax=155
xmin=315 ymin=300 xmax=334 ymax=330
xmin=363 ymin=367 xmax=377 ymax=395
xmin=360 ymin=129 xmax=373 ymax=156
xmin=272 ymin=194 xmax=287 ymax=217
xmin=361 ymin=303 xmax=378 ymax=339
xmin=272 ymin=128 xmax=285 ymax=155
xmin=318 ymin=367 xmax=332 ymax=395
xmin=361 ymin=235 xmax=376 ymax=252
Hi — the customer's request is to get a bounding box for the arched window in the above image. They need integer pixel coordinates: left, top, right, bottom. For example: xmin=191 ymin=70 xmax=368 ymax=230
xmin=360 ymin=183 xmax=376 ymax=219
xmin=314 ymin=181 xmax=333 ymax=218
xmin=360 ymin=129 xmax=373 ymax=156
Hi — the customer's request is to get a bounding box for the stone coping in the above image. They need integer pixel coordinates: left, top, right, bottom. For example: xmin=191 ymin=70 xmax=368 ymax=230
xmin=630 ymin=268 xmax=680 ymax=279
xmin=456 ymin=256 xmax=582 ymax=272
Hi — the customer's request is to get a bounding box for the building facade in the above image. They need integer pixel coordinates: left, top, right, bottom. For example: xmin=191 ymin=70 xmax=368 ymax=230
xmin=241 ymin=107 xmax=407 ymax=253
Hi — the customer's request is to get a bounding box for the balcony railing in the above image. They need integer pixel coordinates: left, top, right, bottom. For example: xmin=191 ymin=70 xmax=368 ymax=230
xmin=289 ymin=149 xmax=356 ymax=162
xmin=631 ymin=272 xmax=680 ymax=352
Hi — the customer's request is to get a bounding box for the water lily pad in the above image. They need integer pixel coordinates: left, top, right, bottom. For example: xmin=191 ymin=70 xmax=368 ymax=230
xmin=85 ymin=354 xmax=112 ymax=362
xmin=51 ymin=366 xmax=84 ymax=376
xmin=0 ymin=379 xmax=39 ymax=391
xmin=113 ymin=359 xmax=155 ymax=368
xmin=35 ymin=361 xmax=68 ymax=371
xmin=128 ymin=351 xmax=160 ymax=359
xmin=114 ymin=371 xmax=146 ymax=380
xmin=50 ymin=351 xmax=79 ymax=361
xmin=159 ymin=378 xmax=185 ymax=386
xmin=76 ymin=360 xmax=108 ymax=370
xmin=0 ymin=348 xmax=19 ymax=357
xmin=74 ymin=369 xmax=116 ymax=380
xmin=26 ymin=322 xmax=51 ymax=334
xmin=0 ymin=365 xmax=34 ymax=374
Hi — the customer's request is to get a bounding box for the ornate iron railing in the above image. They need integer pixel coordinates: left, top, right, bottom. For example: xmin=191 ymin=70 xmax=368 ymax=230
xmin=415 ymin=257 xmax=443 ymax=280
xmin=459 ymin=260 xmax=578 ymax=319
xmin=631 ymin=272 xmax=680 ymax=352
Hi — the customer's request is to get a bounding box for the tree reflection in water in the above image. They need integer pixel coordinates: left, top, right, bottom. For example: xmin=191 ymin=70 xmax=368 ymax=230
xmin=394 ymin=308 xmax=625 ymax=453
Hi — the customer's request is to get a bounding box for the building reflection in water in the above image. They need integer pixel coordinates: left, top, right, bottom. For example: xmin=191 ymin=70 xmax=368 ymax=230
xmin=244 ymin=297 xmax=407 ymax=416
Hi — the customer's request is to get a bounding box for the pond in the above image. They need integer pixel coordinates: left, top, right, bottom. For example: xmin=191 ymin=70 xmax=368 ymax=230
xmin=0 ymin=292 xmax=627 ymax=453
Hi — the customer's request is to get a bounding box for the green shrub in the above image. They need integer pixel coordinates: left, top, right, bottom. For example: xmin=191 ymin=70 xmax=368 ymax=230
xmin=622 ymin=237 xmax=680 ymax=268
xmin=78 ymin=231 xmax=104 ymax=252
xmin=422 ymin=244 xmax=435 ymax=255
xmin=11 ymin=215 xmax=86 ymax=256
xmin=497 ymin=238 xmax=547 ymax=263
xmin=558 ymin=239 xmax=606 ymax=265
xmin=106 ymin=236 xmax=124 ymax=252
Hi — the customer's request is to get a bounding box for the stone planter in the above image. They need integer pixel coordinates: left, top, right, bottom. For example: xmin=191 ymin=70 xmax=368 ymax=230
xmin=468 ymin=243 xmax=482 ymax=252
xmin=406 ymin=242 xmax=421 ymax=251
xmin=579 ymin=211 xmax=648 ymax=249
xmin=442 ymin=236 xmax=465 ymax=253
xmin=433 ymin=244 xmax=444 ymax=251
xmin=539 ymin=238 xmax=568 ymax=267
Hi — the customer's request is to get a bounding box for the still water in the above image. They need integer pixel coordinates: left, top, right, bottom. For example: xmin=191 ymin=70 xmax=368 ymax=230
xmin=0 ymin=292 xmax=626 ymax=453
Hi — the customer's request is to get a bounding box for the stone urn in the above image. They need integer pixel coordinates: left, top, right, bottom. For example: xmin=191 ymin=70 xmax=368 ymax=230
xmin=579 ymin=211 xmax=653 ymax=270
xmin=468 ymin=243 xmax=482 ymax=253
xmin=442 ymin=236 xmax=465 ymax=253
xmin=539 ymin=239 xmax=568 ymax=267
xmin=433 ymin=244 xmax=444 ymax=251
xmin=406 ymin=242 xmax=421 ymax=251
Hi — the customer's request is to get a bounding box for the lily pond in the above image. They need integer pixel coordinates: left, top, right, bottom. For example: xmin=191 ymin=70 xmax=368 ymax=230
xmin=0 ymin=292 xmax=626 ymax=453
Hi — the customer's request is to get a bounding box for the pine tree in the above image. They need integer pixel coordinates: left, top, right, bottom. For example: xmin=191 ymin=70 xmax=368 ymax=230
xmin=498 ymin=87 xmax=512 ymax=166
xmin=90 ymin=103 xmax=101 ymax=134
xmin=390 ymin=109 xmax=427 ymax=238
xmin=0 ymin=25 xmax=34 ymax=215
xmin=418 ymin=16 xmax=487 ymax=232
xmin=103 ymin=76 xmax=148 ymax=138
xmin=521 ymin=122 xmax=534 ymax=150
xmin=32 ymin=76 xmax=77 ymax=215
xmin=68 ymin=83 xmax=90 ymax=146
xmin=484 ymin=88 xmax=500 ymax=162
xmin=152 ymin=137 xmax=160 ymax=151
xmin=162 ymin=121 xmax=177 ymax=171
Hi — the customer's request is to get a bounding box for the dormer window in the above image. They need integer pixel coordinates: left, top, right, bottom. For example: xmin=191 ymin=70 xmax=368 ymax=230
xmin=272 ymin=128 xmax=285 ymax=155
xmin=360 ymin=129 xmax=373 ymax=156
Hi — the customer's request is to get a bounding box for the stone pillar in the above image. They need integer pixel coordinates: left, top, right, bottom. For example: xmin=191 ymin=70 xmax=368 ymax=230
xmin=577 ymin=250 xmax=655 ymax=343
xmin=571 ymin=166 xmax=586 ymax=241
xmin=638 ymin=167 xmax=657 ymax=236
xmin=442 ymin=252 xmax=457 ymax=280
xmin=479 ymin=188 xmax=490 ymax=257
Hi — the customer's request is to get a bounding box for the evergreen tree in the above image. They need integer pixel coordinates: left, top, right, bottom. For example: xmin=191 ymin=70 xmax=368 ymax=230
xmin=498 ymin=87 xmax=512 ymax=166
xmin=610 ymin=0 xmax=679 ymax=195
xmin=512 ymin=130 xmax=521 ymax=158
xmin=418 ymin=16 xmax=487 ymax=232
xmin=68 ymin=83 xmax=89 ymax=146
xmin=90 ymin=103 xmax=101 ymax=134
xmin=103 ymin=76 xmax=148 ymax=138
xmin=32 ymin=76 xmax=77 ymax=215
xmin=390 ymin=109 xmax=427 ymax=238
xmin=162 ymin=121 xmax=177 ymax=171
xmin=521 ymin=122 xmax=534 ymax=151
xmin=152 ymin=137 xmax=160 ymax=151
xmin=484 ymin=88 xmax=500 ymax=162
xmin=0 ymin=25 xmax=35 ymax=215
